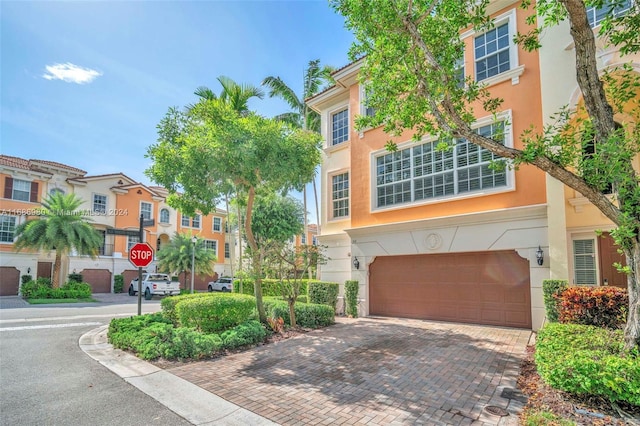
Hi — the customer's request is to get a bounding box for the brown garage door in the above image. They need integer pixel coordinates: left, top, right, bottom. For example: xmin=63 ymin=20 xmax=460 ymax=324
xmin=0 ymin=267 xmax=20 ymax=296
xmin=369 ymin=250 xmax=531 ymax=328
xmin=80 ymin=269 xmax=111 ymax=293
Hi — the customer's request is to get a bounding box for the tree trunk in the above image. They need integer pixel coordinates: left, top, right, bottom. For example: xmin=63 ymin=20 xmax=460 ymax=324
xmin=245 ymin=186 xmax=267 ymax=323
xmin=52 ymin=251 xmax=62 ymax=288
xmin=625 ymin=240 xmax=640 ymax=350
xmin=288 ymin=299 xmax=297 ymax=328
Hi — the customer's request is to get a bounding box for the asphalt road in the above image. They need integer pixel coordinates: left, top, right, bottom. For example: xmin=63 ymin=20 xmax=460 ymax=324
xmin=0 ymin=295 xmax=192 ymax=426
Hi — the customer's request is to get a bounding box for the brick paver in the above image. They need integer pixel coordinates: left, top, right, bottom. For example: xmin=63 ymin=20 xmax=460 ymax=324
xmin=168 ymin=317 xmax=531 ymax=426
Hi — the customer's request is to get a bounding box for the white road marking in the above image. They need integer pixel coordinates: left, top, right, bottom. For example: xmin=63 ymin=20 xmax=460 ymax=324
xmin=0 ymin=313 xmax=140 ymax=324
xmin=0 ymin=322 xmax=103 ymax=331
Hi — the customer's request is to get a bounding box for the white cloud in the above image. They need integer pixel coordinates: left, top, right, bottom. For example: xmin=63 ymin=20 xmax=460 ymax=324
xmin=43 ymin=63 xmax=102 ymax=84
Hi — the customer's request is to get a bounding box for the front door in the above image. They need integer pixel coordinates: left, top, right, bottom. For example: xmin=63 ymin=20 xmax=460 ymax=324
xmin=37 ymin=262 xmax=52 ymax=280
xmin=598 ymin=232 xmax=627 ymax=288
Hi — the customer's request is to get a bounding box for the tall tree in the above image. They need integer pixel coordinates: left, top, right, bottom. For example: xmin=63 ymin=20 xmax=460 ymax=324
xmin=147 ymin=98 xmax=322 ymax=322
xmin=13 ymin=193 xmax=102 ymax=288
xmin=332 ymin=0 xmax=640 ymax=349
xmin=156 ymin=232 xmax=216 ymax=290
xmin=263 ymin=60 xmax=335 ymax=255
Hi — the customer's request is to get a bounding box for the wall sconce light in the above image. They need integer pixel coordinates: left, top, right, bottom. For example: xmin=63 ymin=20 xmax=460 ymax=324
xmin=27 ymin=267 xmax=31 ymax=274
xmin=352 ymin=256 xmax=360 ymax=270
xmin=536 ymin=246 xmax=544 ymax=266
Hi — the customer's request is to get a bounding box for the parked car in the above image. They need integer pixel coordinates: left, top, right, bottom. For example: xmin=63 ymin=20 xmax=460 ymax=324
xmin=129 ymin=273 xmax=180 ymax=300
xmin=208 ymin=277 xmax=234 ymax=292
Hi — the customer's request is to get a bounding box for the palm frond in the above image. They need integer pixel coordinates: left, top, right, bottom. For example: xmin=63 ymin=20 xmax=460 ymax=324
xmin=274 ymin=112 xmax=303 ymax=128
xmin=262 ymin=76 xmax=303 ymax=111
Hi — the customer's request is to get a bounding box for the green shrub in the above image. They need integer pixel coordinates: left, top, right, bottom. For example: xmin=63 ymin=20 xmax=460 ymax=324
xmin=20 ymin=280 xmax=91 ymax=299
xmin=20 ymin=280 xmax=39 ymax=298
xmin=67 ymin=273 xmax=83 ymax=283
xmin=558 ymin=286 xmax=628 ymax=329
xmin=233 ymin=278 xmax=310 ymax=297
xmin=175 ymin=294 xmax=256 ymax=333
xmin=161 ymin=328 xmax=223 ymax=360
xmin=160 ymin=292 xmax=214 ymax=324
xmin=263 ymin=299 xmax=334 ymax=328
xmin=61 ymin=281 xmax=92 ymax=298
xmin=21 ymin=275 xmax=32 ymax=285
xmin=36 ymin=277 xmax=52 ymax=288
xmin=114 ymin=275 xmax=124 ymax=293
xmin=308 ymin=281 xmax=339 ymax=311
xmin=536 ymin=323 xmax=640 ymax=406
xmin=220 ymin=320 xmax=267 ymax=349
xmin=345 ymin=280 xmax=359 ymax=317
xmin=542 ymin=279 xmax=568 ymax=323
xmin=108 ymin=313 xmax=172 ymax=349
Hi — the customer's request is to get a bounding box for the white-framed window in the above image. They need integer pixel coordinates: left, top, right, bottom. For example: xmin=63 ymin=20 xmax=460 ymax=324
xmin=213 ymin=217 xmax=222 ymax=232
xmin=204 ymin=240 xmax=217 ymax=256
xmin=586 ymin=0 xmax=632 ymax=28
xmin=301 ymin=234 xmax=307 ymax=244
xmin=374 ymin=121 xmax=509 ymax=208
xmin=573 ymin=238 xmax=597 ymax=285
xmin=160 ymin=208 xmax=170 ymax=224
xmin=93 ymin=194 xmax=107 ymax=213
xmin=140 ymin=202 xmax=153 ymax=221
xmin=331 ymin=172 xmax=350 ymax=218
xmin=331 ymin=108 xmax=349 ymax=146
xmin=181 ymin=214 xmax=200 ymax=228
xmin=12 ymin=179 xmax=31 ymax=202
xmin=455 ymin=57 xmax=465 ymax=87
xmin=224 ymin=242 xmax=230 ymax=259
xmin=0 ymin=215 xmax=17 ymax=243
xmin=127 ymin=235 xmax=140 ymax=252
xmin=359 ymin=84 xmax=376 ymax=118
xmin=472 ymin=9 xmax=518 ymax=83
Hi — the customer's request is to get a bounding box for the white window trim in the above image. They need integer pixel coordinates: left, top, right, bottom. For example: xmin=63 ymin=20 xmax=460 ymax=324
xmin=0 ymin=215 xmax=22 ymax=244
xmin=159 ymin=208 xmax=170 ymax=224
xmin=11 ymin=179 xmax=31 ymax=202
xmin=191 ymin=214 xmax=201 ymax=229
xmin=140 ymin=201 xmax=153 ymax=220
xmin=325 ymin=102 xmax=350 ymax=150
xmin=357 ymin=83 xmax=378 ymax=137
xmin=370 ymin=110 xmax=515 ymax=213
xmin=127 ymin=235 xmax=140 ymax=252
xmin=328 ymin=168 xmax=351 ymax=221
xmin=569 ymin=231 xmax=600 ymax=286
xmin=92 ymin=193 xmax=108 ymax=213
xmin=463 ymin=8 xmax=522 ymax=86
xmin=204 ymin=239 xmax=218 ymax=257
xmin=212 ymin=216 xmax=222 ymax=232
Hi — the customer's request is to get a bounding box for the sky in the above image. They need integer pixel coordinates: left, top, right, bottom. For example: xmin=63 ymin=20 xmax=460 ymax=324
xmin=1 ymin=0 xmax=356 ymax=223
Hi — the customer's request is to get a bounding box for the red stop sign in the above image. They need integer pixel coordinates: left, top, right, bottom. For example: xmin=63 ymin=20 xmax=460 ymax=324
xmin=129 ymin=242 xmax=154 ymax=268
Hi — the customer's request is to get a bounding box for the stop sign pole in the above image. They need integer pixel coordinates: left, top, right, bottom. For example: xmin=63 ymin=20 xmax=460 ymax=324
xmin=127 ymin=216 xmax=155 ymax=315
xmin=137 ymin=215 xmax=143 ymax=315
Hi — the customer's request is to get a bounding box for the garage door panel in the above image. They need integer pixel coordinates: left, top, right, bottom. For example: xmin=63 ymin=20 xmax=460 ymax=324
xmin=369 ymin=250 xmax=531 ymax=329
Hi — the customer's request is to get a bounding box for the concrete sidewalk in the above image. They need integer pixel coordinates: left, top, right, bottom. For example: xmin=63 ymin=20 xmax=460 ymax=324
xmin=79 ymin=326 xmax=277 ymax=426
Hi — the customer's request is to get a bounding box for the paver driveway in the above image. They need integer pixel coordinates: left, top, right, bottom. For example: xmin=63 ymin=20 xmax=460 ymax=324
xmin=168 ymin=317 xmax=531 ymax=426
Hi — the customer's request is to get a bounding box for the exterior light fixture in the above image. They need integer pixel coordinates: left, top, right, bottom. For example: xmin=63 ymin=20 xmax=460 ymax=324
xmin=536 ymin=246 xmax=544 ymax=266
xmin=191 ymin=236 xmax=198 ymax=294
xmin=353 ymin=256 xmax=360 ymax=270
xmin=27 ymin=267 xmax=31 ymax=274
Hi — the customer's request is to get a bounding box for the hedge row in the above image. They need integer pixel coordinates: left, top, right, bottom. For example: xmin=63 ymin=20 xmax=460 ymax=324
xmin=233 ymin=279 xmax=309 ymax=297
xmin=344 ymin=280 xmax=359 ymax=317
xmin=175 ymin=294 xmax=256 ymax=333
xmin=308 ymin=281 xmax=339 ymax=310
xmin=21 ymin=280 xmax=92 ymax=299
xmin=263 ymin=298 xmax=335 ymax=328
xmin=536 ymin=323 xmax=639 ymax=406
xmin=558 ymin=286 xmax=627 ymax=329
xmin=234 ymin=279 xmax=339 ymax=309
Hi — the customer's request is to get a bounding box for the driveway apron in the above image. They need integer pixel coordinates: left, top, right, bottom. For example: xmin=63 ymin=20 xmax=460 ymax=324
xmin=168 ymin=317 xmax=531 ymax=425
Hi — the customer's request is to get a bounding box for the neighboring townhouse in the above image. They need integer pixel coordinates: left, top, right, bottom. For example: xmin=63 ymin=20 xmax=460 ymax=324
xmin=539 ymin=1 xmax=640 ymax=289
xmin=308 ymin=0 xmax=549 ymax=329
xmin=0 ymin=155 xmax=233 ymax=295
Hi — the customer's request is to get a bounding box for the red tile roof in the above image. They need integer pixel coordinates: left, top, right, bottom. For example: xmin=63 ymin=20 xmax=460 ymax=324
xmin=0 ymin=155 xmax=86 ymax=175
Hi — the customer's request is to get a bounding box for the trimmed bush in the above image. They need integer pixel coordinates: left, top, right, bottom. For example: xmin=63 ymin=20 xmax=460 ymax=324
xmin=558 ymin=285 xmax=628 ymax=329
xmin=220 ymin=320 xmax=267 ymax=349
xmin=542 ymin=279 xmax=568 ymax=323
xmin=114 ymin=275 xmax=124 ymax=293
xmin=536 ymin=323 xmax=639 ymax=406
xmin=233 ymin=278 xmax=310 ymax=297
xmin=345 ymin=280 xmax=359 ymax=317
xmin=175 ymin=294 xmax=256 ymax=333
xmin=308 ymin=281 xmax=339 ymax=310
xmin=36 ymin=277 xmax=52 ymax=287
xmin=61 ymin=281 xmax=92 ymax=298
xmin=160 ymin=292 xmax=215 ymax=324
xmin=263 ymin=299 xmax=335 ymax=328
xmin=21 ymin=275 xmax=32 ymax=285
xmin=20 ymin=280 xmax=91 ymax=299
xmin=68 ymin=273 xmax=83 ymax=283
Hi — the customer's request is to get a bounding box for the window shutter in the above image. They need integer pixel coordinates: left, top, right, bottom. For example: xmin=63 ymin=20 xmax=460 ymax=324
xmin=30 ymin=182 xmax=39 ymax=202
xmin=4 ymin=177 xmax=13 ymax=199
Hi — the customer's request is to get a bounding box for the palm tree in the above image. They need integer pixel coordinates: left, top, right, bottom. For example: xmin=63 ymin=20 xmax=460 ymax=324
xmin=156 ymin=232 xmax=216 ymax=291
xmin=190 ymin=76 xmax=265 ymax=276
xmin=13 ymin=193 xmax=103 ymax=288
xmin=262 ymin=59 xmax=335 ymax=263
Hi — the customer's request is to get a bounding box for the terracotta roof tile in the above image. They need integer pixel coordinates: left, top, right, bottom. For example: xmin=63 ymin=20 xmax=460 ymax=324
xmin=30 ymin=159 xmax=86 ymax=175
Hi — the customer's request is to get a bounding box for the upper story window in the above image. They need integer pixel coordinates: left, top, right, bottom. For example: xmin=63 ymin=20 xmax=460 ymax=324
xmin=331 ymin=172 xmax=350 ymax=218
xmin=375 ymin=122 xmax=508 ymax=208
xmin=181 ymin=214 xmax=201 ymax=228
xmin=204 ymin=239 xmax=217 ymax=255
xmin=475 ymin=22 xmax=510 ymax=81
xmin=331 ymin=108 xmax=349 ymax=146
xmin=213 ymin=217 xmax=222 ymax=232
xmin=140 ymin=202 xmax=153 ymax=220
xmin=12 ymin=179 xmax=31 ymax=201
xmin=224 ymin=242 xmax=230 ymax=259
xmin=49 ymin=188 xmax=65 ymax=196
xmin=160 ymin=208 xmax=170 ymax=224
xmin=301 ymin=234 xmax=307 ymax=244
xmin=0 ymin=215 xmax=17 ymax=243
xmin=93 ymin=194 xmax=107 ymax=213
xmin=586 ymin=0 xmax=632 ymax=28
xmin=360 ymin=85 xmax=376 ymax=118
xmin=455 ymin=57 xmax=465 ymax=87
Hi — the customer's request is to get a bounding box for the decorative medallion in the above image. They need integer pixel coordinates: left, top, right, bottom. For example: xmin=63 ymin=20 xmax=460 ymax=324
xmin=425 ymin=233 xmax=443 ymax=250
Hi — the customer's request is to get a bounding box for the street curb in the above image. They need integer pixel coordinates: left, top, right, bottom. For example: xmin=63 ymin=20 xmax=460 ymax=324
xmin=79 ymin=325 xmax=278 ymax=426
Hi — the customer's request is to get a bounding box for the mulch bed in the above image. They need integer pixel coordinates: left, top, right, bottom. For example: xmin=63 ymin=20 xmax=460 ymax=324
xmin=517 ymin=345 xmax=640 ymax=425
